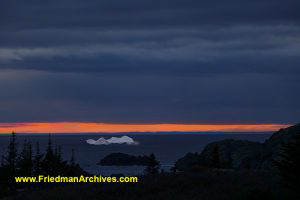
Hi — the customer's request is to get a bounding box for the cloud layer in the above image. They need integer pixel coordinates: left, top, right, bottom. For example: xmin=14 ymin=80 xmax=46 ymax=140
xmin=0 ymin=0 xmax=299 ymax=124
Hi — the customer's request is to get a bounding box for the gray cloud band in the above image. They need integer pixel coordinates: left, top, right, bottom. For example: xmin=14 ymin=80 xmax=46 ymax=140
xmin=0 ymin=0 xmax=299 ymax=123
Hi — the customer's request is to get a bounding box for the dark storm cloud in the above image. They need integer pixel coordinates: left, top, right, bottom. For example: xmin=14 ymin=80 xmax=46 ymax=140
xmin=0 ymin=70 xmax=299 ymax=123
xmin=0 ymin=0 xmax=299 ymax=123
xmin=1 ymin=0 xmax=300 ymax=30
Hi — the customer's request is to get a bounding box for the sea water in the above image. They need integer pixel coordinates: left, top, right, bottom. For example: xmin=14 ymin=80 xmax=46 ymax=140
xmin=0 ymin=133 xmax=271 ymax=175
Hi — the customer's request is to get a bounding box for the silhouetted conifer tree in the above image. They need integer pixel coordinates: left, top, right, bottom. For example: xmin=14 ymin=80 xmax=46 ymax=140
xmin=54 ymin=145 xmax=58 ymax=157
xmin=18 ymin=140 xmax=33 ymax=177
xmin=57 ymin=145 xmax=62 ymax=162
xmin=2 ymin=132 xmax=18 ymax=192
xmin=145 ymin=153 xmax=160 ymax=174
xmin=45 ymin=134 xmax=54 ymax=159
xmin=18 ymin=140 xmax=33 ymax=190
xmin=5 ymin=132 xmax=18 ymax=170
xmin=33 ymin=142 xmax=43 ymax=176
xmin=41 ymin=134 xmax=57 ymax=175
xmin=70 ymin=149 xmax=75 ymax=167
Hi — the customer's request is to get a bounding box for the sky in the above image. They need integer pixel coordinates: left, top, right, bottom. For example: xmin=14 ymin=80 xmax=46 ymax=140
xmin=0 ymin=1 xmax=299 ymax=133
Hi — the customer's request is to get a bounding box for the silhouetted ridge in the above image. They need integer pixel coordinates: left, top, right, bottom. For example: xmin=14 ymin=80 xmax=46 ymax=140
xmin=175 ymin=123 xmax=300 ymax=171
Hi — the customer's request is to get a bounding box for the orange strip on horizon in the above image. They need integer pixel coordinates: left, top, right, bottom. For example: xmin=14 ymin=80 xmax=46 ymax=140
xmin=0 ymin=122 xmax=290 ymax=134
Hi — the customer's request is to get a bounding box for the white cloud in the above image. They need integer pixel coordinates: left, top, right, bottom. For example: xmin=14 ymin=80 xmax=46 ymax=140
xmin=86 ymin=135 xmax=139 ymax=145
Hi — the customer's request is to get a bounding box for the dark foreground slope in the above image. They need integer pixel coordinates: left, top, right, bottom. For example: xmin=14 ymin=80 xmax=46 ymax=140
xmin=5 ymin=171 xmax=283 ymax=200
xmin=176 ymin=124 xmax=300 ymax=170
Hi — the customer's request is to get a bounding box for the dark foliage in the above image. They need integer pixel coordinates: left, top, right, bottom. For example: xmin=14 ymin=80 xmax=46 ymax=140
xmin=33 ymin=142 xmax=43 ymax=176
xmin=1 ymin=131 xmax=18 ymax=194
xmin=17 ymin=140 xmax=33 ymax=189
xmin=274 ymin=131 xmax=300 ymax=198
xmin=18 ymin=140 xmax=33 ymax=177
xmin=226 ymin=143 xmax=233 ymax=169
xmin=211 ymin=145 xmax=221 ymax=168
xmin=0 ymin=132 xmax=87 ymax=198
xmin=174 ymin=152 xmax=201 ymax=171
xmin=145 ymin=153 xmax=160 ymax=175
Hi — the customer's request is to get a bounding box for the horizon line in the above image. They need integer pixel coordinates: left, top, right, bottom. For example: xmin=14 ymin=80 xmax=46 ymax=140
xmin=0 ymin=122 xmax=290 ymax=134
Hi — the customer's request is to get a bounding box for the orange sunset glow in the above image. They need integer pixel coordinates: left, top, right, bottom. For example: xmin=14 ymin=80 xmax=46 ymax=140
xmin=0 ymin=122 xmax=290 ymax=134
